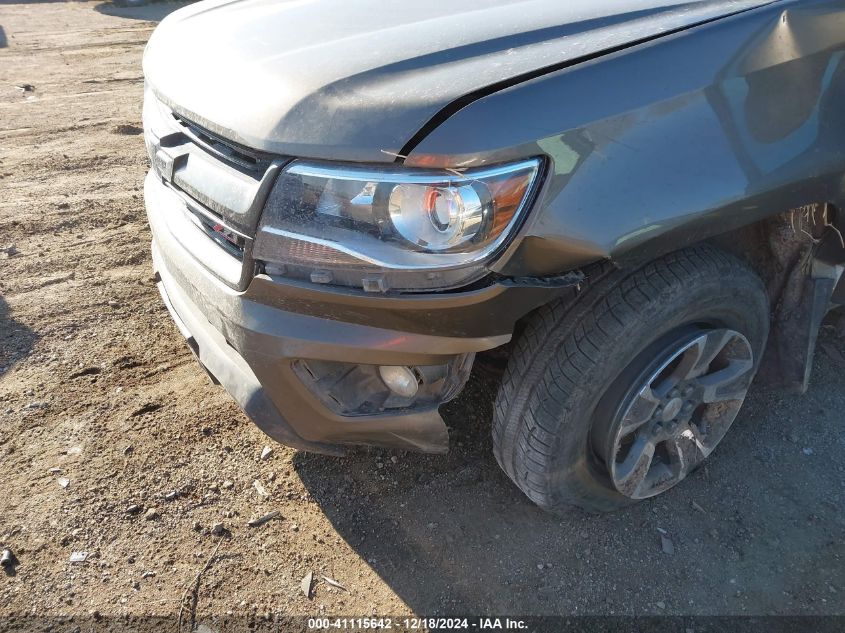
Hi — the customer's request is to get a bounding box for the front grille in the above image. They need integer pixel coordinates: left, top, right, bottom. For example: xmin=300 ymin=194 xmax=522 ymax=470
xmin=172 ymin=113 xmax=272 ymax=174
xmin=150 ymin=107 xmax=283 ymax=235
xmin=192 ymin=211 xmax=247 ymax=259
xmin=145 ymin=92 xmax=285 ymax=289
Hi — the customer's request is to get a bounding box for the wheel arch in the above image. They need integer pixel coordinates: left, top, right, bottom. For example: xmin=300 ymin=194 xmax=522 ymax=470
xmin=497 ymin=203 xmax=845 ymax=398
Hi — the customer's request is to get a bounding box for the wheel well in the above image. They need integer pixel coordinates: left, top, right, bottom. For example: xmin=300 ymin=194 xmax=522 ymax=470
xmin=706 ymin=204 xmax=843 ymax=302
xmin=492 ymin=203 xmax=845 ymax=393
xmin=706 ymin=203 xmax=845 ymax=391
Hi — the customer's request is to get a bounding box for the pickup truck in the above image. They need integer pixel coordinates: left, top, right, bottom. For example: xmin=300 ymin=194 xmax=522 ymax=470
xmin=142 ymin=0 xmax=845 ymax=512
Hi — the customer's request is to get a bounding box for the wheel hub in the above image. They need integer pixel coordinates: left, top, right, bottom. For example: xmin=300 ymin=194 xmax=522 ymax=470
xmin=660 ymin=397 xmax=684 ymax=422
xmin=601 ymin=328 xmax=755 ymax=500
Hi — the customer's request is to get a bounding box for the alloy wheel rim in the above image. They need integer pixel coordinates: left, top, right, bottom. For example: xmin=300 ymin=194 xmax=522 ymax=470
xmin=605 ymin=328 xmax=755 ymax=500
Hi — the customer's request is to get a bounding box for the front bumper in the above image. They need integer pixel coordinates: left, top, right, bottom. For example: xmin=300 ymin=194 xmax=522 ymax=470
xmin=146 ymin=171 xmax=572 ymax=454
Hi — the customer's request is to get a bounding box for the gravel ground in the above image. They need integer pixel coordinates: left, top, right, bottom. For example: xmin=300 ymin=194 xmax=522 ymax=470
xmin=1 ymin=1 xmax=844 ymax=626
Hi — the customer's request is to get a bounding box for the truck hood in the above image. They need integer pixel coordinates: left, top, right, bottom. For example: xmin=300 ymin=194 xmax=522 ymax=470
xmin=144 ymin=0 xmax=773 ymax=163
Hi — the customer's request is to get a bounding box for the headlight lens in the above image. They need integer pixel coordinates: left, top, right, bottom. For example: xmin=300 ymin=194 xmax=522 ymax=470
xmin=388 ymin=182 xmax=486 ymax=251
xmin=254 ymin=158 xmax=541 ymax=292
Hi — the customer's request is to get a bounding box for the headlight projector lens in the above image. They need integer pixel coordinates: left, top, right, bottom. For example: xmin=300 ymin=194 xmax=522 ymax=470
xmin=388 ymin=183 xmax=486 ymax=250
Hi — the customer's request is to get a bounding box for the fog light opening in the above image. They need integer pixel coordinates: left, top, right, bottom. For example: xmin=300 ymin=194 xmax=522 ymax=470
xmin=378 ymin=365 xmax=419 ymax=398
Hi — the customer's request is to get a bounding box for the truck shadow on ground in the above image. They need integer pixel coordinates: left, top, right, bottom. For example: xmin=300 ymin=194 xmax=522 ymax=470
xmin=95 ymin=0 xmax=193 ymax=22
xmin=0 ymin=294 xmax=37 ymax=378
xmin=294 ymin=343 xmax=845 ymax=614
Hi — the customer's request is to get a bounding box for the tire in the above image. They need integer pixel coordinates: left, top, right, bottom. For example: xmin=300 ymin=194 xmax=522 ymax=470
xmin=492 ymin=245 xmax=770 ymax=513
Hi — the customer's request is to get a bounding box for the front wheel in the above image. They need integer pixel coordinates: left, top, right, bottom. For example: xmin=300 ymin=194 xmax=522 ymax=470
xmin=492 ymin=245 xmax=770 ymax=513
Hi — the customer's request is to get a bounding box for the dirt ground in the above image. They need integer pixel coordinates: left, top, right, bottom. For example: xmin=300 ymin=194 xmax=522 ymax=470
xmin=1 ymin=0 xmax=844 ymax=626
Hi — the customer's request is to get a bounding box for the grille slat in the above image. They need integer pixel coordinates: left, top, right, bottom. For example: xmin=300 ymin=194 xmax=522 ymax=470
xmin=172 ymin=113 xmax=272 ymax=174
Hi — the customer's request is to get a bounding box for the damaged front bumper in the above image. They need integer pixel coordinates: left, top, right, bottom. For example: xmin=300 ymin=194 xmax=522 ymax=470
xmin=146 ymin=172 xmax=571 ymax=454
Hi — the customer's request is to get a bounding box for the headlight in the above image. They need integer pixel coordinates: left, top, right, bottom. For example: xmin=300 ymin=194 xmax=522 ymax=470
xmin=253 ymin=158 xmax=542 ymax=292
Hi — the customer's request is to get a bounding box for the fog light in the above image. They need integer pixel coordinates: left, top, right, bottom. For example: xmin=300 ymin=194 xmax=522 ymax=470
xmin=378 ymin=366 xmax=419 ymax=398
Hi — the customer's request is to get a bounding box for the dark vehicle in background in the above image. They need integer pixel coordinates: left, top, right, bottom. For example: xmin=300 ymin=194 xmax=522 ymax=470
xmin=142 ymin=0 xmax=845 ymax=512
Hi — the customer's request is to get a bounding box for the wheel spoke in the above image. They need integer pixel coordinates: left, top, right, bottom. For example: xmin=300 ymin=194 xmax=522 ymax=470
xmin=618 ymin=386 xmax=661 ymax=436
xmin=696 ymin=358 xmax=754 ymax=403
xmin=651 ymin=332 xmax=724 ymax=397
xmin=613 ymin=436 xmax=656 ymax=497
xmin=666 ymin=424 xmax=708 ymax=476
xmin=686 ymin=329 xmax=737 ymax=380
xmin=652 ymin=343 xmax=699 ymax=397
